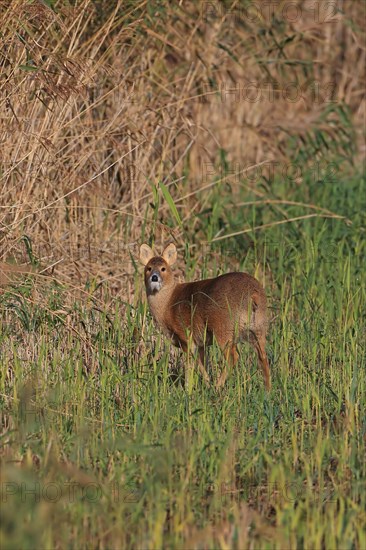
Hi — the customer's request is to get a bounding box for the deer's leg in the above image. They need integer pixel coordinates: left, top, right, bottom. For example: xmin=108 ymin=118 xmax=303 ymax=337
xmin=216 ymin=344 xmax=239 ymax=389
xmin=180 ymin=339 xmax=210 ymax=389
xmin=198 ymin=346 xmax=210 ymax=386
xmin=252 ymin=333 xmax=271 ymax=391
xmin=181 ymin=340 xmax=195 ymax=392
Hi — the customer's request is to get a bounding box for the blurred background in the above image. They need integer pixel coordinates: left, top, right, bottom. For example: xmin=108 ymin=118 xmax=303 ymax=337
xmin=1 ymin=0 xmax=364 ymax=296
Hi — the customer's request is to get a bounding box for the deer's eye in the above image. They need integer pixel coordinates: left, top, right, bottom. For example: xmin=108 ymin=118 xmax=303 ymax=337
xmin=161 ymin=267 xmax=166 ymax=272
xmin=147 ymin=267 xmax=152 ymax=272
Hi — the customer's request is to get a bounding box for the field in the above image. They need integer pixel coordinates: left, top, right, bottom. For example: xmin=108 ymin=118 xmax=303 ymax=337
xmin=1 ymin=1 xmax=365 ymax=549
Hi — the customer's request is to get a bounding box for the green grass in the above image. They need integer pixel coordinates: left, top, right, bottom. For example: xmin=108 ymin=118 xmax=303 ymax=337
xmin=1 ymin=168 xmax=365 ymax=549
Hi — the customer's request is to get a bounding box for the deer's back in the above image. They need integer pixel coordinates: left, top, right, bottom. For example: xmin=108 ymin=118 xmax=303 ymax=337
xmin=166 ymin=272 xmax=267 ymax=346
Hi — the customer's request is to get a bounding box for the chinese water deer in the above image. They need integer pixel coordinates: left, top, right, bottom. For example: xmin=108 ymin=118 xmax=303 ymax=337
xmin=140 ymin=243 xmax=270 ymax=390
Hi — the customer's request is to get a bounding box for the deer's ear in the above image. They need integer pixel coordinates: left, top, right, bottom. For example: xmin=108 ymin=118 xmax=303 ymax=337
xmin=139 ymin=244 xmax=154 ymax=265
xmin=162 ymin=243 xmax=177 ymax=266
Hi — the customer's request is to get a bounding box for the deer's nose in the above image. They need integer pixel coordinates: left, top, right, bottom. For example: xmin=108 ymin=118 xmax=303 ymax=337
xmin=151 ymin=274 xmax=159 ymax=282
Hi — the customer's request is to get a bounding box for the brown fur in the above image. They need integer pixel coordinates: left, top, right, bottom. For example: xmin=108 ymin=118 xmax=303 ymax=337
xmin=140 ymin=244 xmax=270 ymax=390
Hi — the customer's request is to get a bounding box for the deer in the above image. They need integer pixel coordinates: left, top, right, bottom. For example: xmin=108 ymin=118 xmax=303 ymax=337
xmin=139 ymin=243 xmax=270 ymax=390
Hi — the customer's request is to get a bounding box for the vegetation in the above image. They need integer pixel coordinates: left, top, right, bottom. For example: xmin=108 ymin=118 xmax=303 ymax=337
xmin=1 ymin=1 xmax=365 ymax=548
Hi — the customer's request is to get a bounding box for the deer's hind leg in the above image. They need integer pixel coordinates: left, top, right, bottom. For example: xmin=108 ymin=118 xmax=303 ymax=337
xmin=215 ymin=343 xmax=239 ymax=389
xmin=198 ymin=346 xmax=210 ymax=386
xmin=251 ymin=332 xmax=271 ymax=391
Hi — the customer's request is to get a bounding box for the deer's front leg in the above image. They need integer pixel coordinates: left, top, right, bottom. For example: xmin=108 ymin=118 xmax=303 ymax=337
xmin=178 ymin=339 xmax=194 ymax=392
xmin=180 ymin=340 xmax=210 ymax=389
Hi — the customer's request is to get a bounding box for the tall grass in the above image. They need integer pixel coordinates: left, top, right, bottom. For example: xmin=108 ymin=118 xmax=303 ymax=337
xmin=1 ymin=169 xmax=365 ymax=548
xmin=1 ymin=1 xmax=365 ymax=549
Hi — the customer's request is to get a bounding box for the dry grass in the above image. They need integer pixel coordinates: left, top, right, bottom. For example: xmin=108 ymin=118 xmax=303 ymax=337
xmin=0 ymin=0 xmax=364 ymax=302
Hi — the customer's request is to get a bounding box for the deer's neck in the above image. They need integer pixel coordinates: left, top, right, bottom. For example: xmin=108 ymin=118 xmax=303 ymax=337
xmin=147 ymin=283 xmax=177 ymax=327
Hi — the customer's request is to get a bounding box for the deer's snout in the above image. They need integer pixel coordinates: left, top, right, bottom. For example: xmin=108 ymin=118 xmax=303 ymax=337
xmin=147 ymin=270 xmax=162 ymax=293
